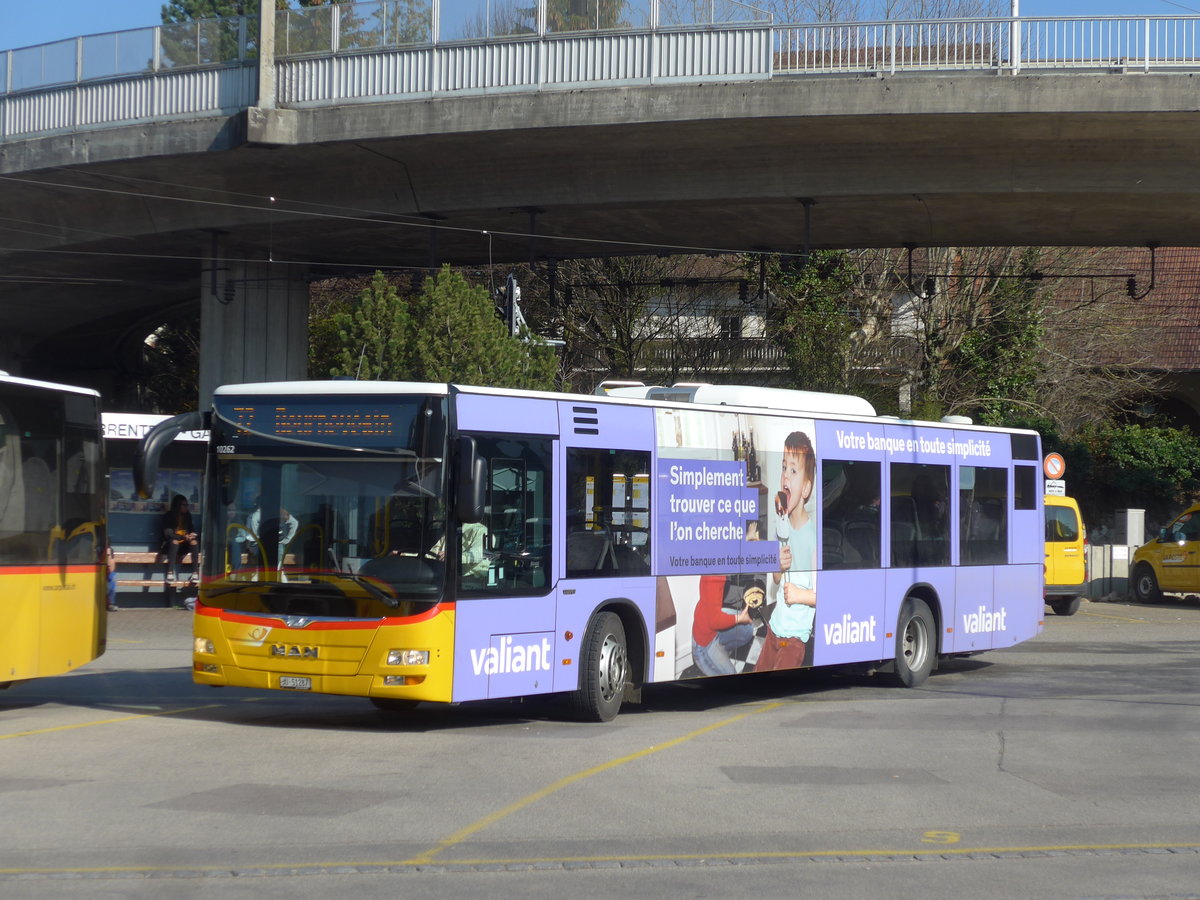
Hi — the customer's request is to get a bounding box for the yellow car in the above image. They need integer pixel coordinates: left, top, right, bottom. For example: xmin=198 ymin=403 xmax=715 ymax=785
xmin=1131 ymin=503 xmax=1200 ymax=603
xmin=1044 ymin=494 xmax=1087 ymax=616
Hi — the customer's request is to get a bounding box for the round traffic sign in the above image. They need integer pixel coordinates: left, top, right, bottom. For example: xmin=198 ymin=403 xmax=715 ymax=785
xmin=1043 ymin=452 xmax=1066 ymax=480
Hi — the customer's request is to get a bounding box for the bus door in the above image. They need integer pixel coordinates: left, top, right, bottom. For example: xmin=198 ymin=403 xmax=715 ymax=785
xmin=449 ymin=394 xmax=557 ymax=702
xmin=555 ymin=400 xmax=655 ymax=695
xmin=954 ymin=452 xmax=1007 ymax=653
xmin=811 ymin=419 xmax=886 ymax=667
xmin=1004 ymin=452 xmax=1044 ymax=645
xmin=884 ymin=426 xmax=956 ymax=653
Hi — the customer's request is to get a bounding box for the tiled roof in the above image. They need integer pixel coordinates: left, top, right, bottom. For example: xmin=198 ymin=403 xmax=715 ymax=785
xmin=1044 ymin=247 xmax=1200 ymax=372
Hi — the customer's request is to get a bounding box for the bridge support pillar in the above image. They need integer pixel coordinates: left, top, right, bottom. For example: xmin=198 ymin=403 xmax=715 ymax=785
xmin=199 ymin=248 xmax=308 ymax=406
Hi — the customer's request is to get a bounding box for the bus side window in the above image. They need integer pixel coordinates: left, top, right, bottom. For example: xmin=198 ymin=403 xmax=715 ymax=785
xmin=565 ymin=448 xmax=651 ymax=579
xmin=1013 ymin=465 xmax=1037 ymax=510
xmin=821 ymin=459 xmax=880 ymax=570
xmin=960 ymin=465 xmax=1008 ymax=565
xmin=458 ymin=435 xmax=552 ymax=595
xmin=891 ymin=462 xmax=950 ymax=568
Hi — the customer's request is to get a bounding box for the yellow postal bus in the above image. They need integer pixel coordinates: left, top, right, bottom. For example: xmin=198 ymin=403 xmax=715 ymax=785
xmin=0 ymin=373 xmax=107 ymax=688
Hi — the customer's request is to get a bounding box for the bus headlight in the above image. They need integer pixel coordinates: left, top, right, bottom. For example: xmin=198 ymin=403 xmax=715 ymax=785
xmin=387 ymin=649 xmax=429 ymax=666
xmin=194 ymin=637 xmax=215 ymax=655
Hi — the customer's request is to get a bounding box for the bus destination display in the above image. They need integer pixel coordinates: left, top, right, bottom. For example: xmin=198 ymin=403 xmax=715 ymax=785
xmin=217 ymin=399 xmax=418 ymax=449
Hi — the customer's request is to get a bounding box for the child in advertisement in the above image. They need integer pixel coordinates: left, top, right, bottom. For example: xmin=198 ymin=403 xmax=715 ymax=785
xmin=758 ymin=430 xmax=817 ymax=671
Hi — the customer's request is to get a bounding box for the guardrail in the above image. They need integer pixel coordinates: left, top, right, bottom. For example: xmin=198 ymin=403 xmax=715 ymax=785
xmin=5 ymin=8 xmax=1200 ymax=144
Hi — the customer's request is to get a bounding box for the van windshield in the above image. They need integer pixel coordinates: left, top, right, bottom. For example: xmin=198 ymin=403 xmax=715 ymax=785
xmin=1045 ymin=505 xmax=1079 ymax=543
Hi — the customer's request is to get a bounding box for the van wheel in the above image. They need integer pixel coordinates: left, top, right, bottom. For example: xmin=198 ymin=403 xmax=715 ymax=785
xmin=891 ymin=597 xmax=935 ymax=687
xmin=1132 ymin=565 xmax=1161 ymax=604
xmin=1050 ymin=595 xmax=1081 ymax=616
xmin=568 ymin=612 xmax=628 ymax=722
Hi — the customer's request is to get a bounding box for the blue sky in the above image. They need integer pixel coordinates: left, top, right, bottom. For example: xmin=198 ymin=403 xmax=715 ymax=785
xmin=2 ymin=0 xmax=1198 ymax=52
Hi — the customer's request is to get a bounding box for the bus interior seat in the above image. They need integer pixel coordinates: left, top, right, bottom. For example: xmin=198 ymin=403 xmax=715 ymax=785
xmin=843 ymin=520 xmax=879 ymax=566
xmin=567 ymin=530 xmax=615 ymax=573
xmin=611 ymin=543 xmax=650 ymax=575
xmin=890 ymin=520 xmax=918 ymax=567
xmin=822 ymin=526 xmax=844 ymax=567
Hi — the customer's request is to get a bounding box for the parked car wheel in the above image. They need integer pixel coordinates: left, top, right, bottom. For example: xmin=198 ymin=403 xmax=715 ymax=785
xmin=1132 ymin=564 xmax=1162 ymax=604
xmin=1050 ymin=595 xmax=1081 ymax=616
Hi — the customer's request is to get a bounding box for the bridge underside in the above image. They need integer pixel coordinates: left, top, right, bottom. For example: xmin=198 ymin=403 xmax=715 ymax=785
xmin=2 ymin=74 xmax=1197 ymax=392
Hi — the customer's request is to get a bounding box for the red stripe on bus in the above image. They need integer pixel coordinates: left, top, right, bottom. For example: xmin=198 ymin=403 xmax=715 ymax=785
xmin=196 ymin=602 xmax=452 ymax=628
xmin=0 ymin=564 xmax=102 ymax=575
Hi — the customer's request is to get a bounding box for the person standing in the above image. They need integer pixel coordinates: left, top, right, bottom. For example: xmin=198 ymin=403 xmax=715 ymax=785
xmin=106 ymin=545 xmax=119 ymax=611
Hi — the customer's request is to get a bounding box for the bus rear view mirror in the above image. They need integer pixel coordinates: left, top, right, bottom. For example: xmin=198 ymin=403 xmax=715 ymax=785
xmin=456 ymin=436 xmax=486 ymax=524
xmin=134 ymin=410 xmax=209 ymax=499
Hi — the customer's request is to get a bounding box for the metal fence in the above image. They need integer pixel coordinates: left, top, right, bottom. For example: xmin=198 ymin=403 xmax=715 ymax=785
xmin=5 ymin=8 xmax=1200 ymax=143
xmin=773 ymin=14 xmax=1200 ymax=75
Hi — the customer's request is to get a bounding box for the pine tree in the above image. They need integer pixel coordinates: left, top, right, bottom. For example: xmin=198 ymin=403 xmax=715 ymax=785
xmin=323 ymin=268 xmax=558 ymax=389
xmin=329 ymin=271 xmax=411 ymax=380
xmin=409 ymin=267 xmax=558 ymax=389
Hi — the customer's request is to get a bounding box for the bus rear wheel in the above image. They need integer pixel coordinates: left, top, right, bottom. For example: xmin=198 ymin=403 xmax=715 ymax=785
xmin=891 ymin=597 xmax=935 ymax=687
xmin=568 ymin=612 xmax=628 ymax=722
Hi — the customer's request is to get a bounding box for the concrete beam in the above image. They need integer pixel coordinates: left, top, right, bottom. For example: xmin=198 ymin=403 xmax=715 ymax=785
xmin=3 ymin=72 xmax=1200 ymax=390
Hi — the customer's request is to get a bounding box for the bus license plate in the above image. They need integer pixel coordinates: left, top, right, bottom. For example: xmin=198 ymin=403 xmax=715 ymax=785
xmin=279 ymin=676 xmax=311 ymax=690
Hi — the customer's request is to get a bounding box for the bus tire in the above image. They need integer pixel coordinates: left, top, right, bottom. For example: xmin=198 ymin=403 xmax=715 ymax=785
xmin=370 ymin=697 xmax=421 ymax=712
xmin=568 ymin=612 xmax=628 ymax=722
xmin=1132 ymin=565 xmax=1161 ymax=604
xmin=891 ymin=597 xmax=935 ymax=688
xmin=1050 ymin=595 xmax=1081 ymax=617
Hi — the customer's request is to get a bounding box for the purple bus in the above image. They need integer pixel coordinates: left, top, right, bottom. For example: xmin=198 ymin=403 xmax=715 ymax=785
xmin=134 ymin=381 xmax=1044 ymax=721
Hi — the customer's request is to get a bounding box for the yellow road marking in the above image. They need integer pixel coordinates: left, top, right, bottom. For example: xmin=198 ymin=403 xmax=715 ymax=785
xmin=1080 ymin=610 xmax=1148 ymax=623
xmin=407 ymin=700 xmax=787 ymax=864
xmin=3 ymin=841 xmax=1200 ymax=876
xmin=0 ymin=704 xmax=221 ymax=740
xmin=421 ymin=841 xmax=1200 ymax=864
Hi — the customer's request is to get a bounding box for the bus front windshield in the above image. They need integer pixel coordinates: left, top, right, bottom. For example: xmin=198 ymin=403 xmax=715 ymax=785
xmin=203 ymin=453 xmax=447 ymax=619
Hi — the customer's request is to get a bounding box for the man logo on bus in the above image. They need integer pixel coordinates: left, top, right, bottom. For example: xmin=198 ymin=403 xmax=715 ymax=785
xmin=270 ymin=644 xmax=319 ymax=659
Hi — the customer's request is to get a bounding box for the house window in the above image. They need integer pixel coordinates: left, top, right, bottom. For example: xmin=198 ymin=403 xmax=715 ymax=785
xmin=718 ymin=315 xmax=743 ymax=340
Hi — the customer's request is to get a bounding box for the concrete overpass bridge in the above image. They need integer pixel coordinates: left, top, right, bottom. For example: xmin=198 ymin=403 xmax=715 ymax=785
xmin=3 ymin=4 xmax=1200 ymax=399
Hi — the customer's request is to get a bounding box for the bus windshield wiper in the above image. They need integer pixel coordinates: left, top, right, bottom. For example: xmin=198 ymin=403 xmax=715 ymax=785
xmin=338 ymin=573 xmax=400 ymax=608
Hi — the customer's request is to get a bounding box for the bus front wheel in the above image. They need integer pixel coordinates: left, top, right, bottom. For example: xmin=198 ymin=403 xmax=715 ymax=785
xmin=891 ymin=597 xmax=935 ymax=688
xmin=568 ymin=612 xmax=628 ymax=722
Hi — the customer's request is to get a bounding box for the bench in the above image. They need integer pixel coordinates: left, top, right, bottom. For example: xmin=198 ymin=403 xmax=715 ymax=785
xmin=112 ymin=550 xmax=298 ymax=589
xmin=113 ymin=550 xmax=197 ymax=589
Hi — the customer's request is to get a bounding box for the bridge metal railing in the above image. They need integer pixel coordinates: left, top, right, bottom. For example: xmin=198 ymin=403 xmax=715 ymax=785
xmin=773 ymin=15 xmax=1200 ymax=75
xmin=5 ymin=8 xmax=1200 ymax=144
